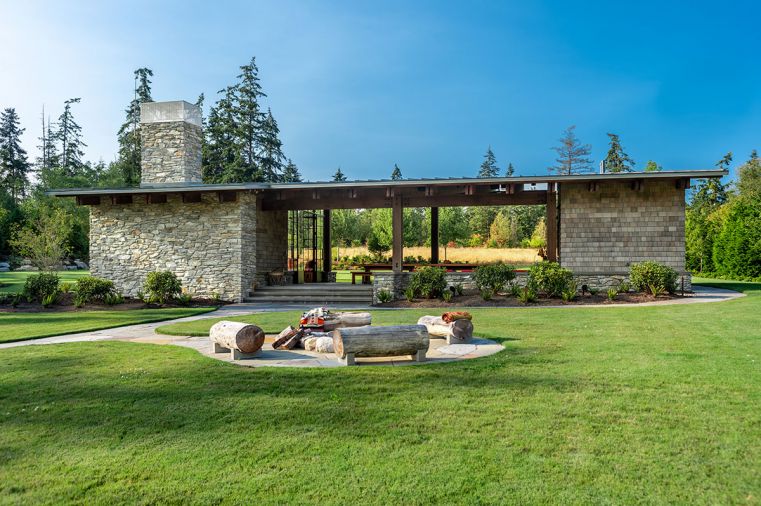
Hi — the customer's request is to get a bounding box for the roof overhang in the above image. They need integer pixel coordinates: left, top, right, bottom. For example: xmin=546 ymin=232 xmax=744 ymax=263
xmin=46 ymin=169 xmax=727 ymax=199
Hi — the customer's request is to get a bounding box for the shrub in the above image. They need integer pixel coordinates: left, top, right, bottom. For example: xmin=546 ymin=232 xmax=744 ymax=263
xmin=177 ymin=293 xmax=192 ymax=306
xmin=561 ymin=279 xmax=578 ymax=302
xmin=104 ymin=292 xmax=125 ymax=306
xmin=588 ymin=287 xmax=600 ymax=296
xmin=480 ymin=288 xmax=494 ymax=301
xmin=377 ymin=289 xmax=393 ymax=303
xmin=453 ymin=283 xmax=464 ymax=296
xmin=474 ymin=263 xmax=516 ymax=293
xmin=23 ymin=273 xmax=60 ymax=303
xmin=404 ymin=286 xmax=415 ymax=302
xmin=617 ymin=281 xmax=631 ymax=293
xmin=528 ymin=261 xmax=573 ymax=298
xmin=144 ymin=271 xmax=182 ymax=304
xmin=408 ymin=266 xmax=447 ymax=299
xmin=60 ymin=282 xmax=73 ymax=293
xmin=136 ymin=290 xmax=147 ymax=303
xmin=607 ymin=287 xmax=618 ymax=301
xmin=509 ymin=282 xmax=521 ymax=297
xmin=442 ymin=290 xmax=453 ymax=302
xmin=41 ymin=291 xmax=60 ymax=308
xmin=517 ymin=286 xmax=537 ymax=304
xmin=629 ymin=261 xmax=678 ymax=294
xmin=76 ymin=276 xmax=116 ymax=304
xmin=11 ymin=292 xmax=23 ymax=308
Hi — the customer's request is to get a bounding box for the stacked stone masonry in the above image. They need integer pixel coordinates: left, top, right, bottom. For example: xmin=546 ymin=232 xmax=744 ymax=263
xmin=140 ymin=121 xmax=203 ymax=185
xmin=89 ymin=192 xmax=285 ymax=302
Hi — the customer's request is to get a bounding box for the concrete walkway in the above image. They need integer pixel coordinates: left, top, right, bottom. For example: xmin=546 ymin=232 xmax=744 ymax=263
xmin=0 ymin=285 xmax=744 ymax=358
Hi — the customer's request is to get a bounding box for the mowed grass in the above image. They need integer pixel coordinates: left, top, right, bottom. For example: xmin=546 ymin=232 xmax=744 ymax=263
xmin=0 ymin=270 xmax=91 ymax=293
xmin=0 ymin=308 xmax=216 ymax=343
xmin=1 ymin=279 xmax=760 ymax=503
xmin=337 ymin=245 xmax=540 ymax=265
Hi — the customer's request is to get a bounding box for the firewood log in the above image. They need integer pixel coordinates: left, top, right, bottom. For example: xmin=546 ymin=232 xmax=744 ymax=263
xmin=322 ymin=312 xmax=372 ymax=331
xmin=417 ymin=315 xmax=473 ymax=342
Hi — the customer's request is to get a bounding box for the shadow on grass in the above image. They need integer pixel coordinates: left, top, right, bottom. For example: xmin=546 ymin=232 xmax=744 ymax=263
xmin=0 ymin=340 xmax=574 ymax=446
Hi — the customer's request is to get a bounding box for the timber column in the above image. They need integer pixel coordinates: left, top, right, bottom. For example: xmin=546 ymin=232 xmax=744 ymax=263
xmin=430 ymin=207 xmax=439 ymax=264
xmin=392 ymin=194 xmax=404 ymax=273
xmin=546 ymin=183 xmax=558 ymax=262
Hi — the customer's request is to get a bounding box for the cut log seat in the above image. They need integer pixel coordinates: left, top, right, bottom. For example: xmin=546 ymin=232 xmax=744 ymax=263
xmin=210 ymin=321 xmax=265 ymax=360
xmin=322 ymin=312 xmax=372 ymax=331
xmin=417 ymin=315 xmax=473 ymax=344
xmin=332 ymin=325 xmax=429 ymax=365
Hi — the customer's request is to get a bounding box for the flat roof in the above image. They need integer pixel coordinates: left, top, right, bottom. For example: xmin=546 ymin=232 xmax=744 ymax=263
xmin=47 ymin=169 xmax=727 ymax=197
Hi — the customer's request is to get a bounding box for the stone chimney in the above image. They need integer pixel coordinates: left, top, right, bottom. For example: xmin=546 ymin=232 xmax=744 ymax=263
xmin=140 ymin=101 xmax=202 ymax=186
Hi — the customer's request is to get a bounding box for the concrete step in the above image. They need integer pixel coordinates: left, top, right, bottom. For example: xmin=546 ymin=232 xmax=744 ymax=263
xmin=242 ymin=295 xmax=372 ymax=304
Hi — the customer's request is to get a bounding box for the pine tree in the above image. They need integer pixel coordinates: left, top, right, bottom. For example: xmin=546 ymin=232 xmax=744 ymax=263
xmin=505 ymin=162 xmax=515 ymax=176
xmin=391 ymin=163 xmax=402 ymax=180
xmin=478 ymin=147 xmax=499 ymax=177
xmin=203 ymin=86 xmax=242 ymax=183
xmin=235 ymin=57 xmax=267 ymax=180
xmin=738 ymin=150 xmax=761 ymax=200
xmin=549 ymin=126 xmax=593 ymax=175
xmin=603 ymin=133 xmax=635 ymax=173
xmin=333 ymin=167 xmax=347 ymax=182
xmin=644 ymin=160 xmax=662 ymax=172
xmin=35 ymin=106 xmax=58 ymax=171
xmin=54 ymin=98 xmax=86 ymax=175
xmin=282 ymin=159 xmax=302 ymax=182
xmin=0 ymin=108 xmax=31 ymax=202
xmin=117 ymin=68 xmax=153 ymax=186
xmin=258 ymin=108 xmax=285 ymax=181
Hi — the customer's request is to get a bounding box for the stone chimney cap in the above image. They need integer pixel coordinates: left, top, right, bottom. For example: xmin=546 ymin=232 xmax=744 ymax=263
xmin=140 ymin=101 xmax=202 ymax=127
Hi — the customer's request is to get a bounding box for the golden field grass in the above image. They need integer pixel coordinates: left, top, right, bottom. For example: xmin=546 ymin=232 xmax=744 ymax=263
xmin=334 ymin=246 xmax=540 ymax=265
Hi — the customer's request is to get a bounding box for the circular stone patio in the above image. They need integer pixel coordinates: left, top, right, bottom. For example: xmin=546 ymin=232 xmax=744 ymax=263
xmin=172 ymin=334 xmax=504 ymax=368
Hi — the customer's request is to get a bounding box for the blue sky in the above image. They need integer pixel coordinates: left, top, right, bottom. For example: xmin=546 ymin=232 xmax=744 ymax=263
xmin=1 ymin=0 xmax=759 ymax=181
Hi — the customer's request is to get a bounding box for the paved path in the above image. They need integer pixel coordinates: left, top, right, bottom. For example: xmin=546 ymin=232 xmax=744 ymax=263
xmin=0 ymin=285 xmax=744 ymax=356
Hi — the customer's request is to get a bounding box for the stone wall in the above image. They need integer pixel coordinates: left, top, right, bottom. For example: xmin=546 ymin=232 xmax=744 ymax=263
xmin=90 ymin=192 xmax=271 ymax=302
xmin=140 ymin=121 xmax=203 ymax=185
xmin=254 ymin=209 xmax=288 ymax=289
xmin=560 ymin=180 xmax=687 ymax=275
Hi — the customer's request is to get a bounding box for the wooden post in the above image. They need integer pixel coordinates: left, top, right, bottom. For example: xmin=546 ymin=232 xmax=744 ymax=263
xmin=392 ymin=194 xmax=403 ymax=273
xmin=322 ymin=209 xmax=332 ymax=277
xmin=546 ymin=183 xmax=558 ymax=262
xmin=430 ymin=207 xmax=439 ymax=264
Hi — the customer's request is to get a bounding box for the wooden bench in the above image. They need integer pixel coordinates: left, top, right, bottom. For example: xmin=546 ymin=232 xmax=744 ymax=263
xmin=351 ymin=271 xmax=373 ymax=284
xmin=332 ymin=325 xmax=429 ymax=365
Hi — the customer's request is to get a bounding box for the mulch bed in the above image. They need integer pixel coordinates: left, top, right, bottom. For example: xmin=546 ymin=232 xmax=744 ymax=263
xmin=377 ymin=291 xmax=684 ymax=308
xmin=0 ymin=292 xmax=224 ymax=313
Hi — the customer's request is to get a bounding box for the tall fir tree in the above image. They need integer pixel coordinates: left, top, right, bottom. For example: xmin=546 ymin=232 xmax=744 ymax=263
xmin=505 ymin=162 xmax=515 ymax=176
xmin=117 ymin=67 xmax=153 ymax=186
xmin=737 ymin=150 xmax=761 ymax=200
xmin=204 ymin=86 xmax=244 ymax=183
xmin=35 ymin=106 xmax=58 ymax=171
xmin=391 ymin=163 xmax=402 ymax=180
xmin=258 ymin=108 xmax=285 ymax=181
xmin=549 ymin=126 xmax=593 ymax=175
xmin=282 ymin=159 xmax=302 ymax=182
xmin=478 ymin=147 xmax=499 ymax=177
xmin=333 ymin=167 xmax=347 ymax=182
xmin=603 ymin=133 xmax=635 ymax=173
xmin=644 ymin=160 xmax=662 ymax=172
xmin=54 ymin=98 xmax=86 ymax=175
xmin=0 ymin=108 xmax=31 ymax=202
xmin=235 ymin=56 xmax=267 ymax=181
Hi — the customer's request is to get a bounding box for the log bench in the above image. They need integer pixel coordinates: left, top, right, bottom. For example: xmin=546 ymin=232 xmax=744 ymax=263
xmin=210 ymin=321 xmax=265 ymax=360
xmin=417 ymin=315 xmax=473 ymax=344
xmin=332 ymin=325 xmax=429 ymax=366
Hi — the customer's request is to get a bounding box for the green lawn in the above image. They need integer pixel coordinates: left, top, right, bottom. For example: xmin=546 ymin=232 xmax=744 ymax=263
xmin=1 ymin=279 xmax=760 ymax=503
xmin=0 ymin=270 xmax=91 ymax=293
xmin=0 ymin=308 xmax=216 ymax=343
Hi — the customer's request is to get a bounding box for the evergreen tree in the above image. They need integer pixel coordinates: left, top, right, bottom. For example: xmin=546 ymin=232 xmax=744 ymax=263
xmin=391 ymin=163 xmax=402 ymax=180
xmin=258 ymin=108 xmax=285 ymax=181
xmin=0 ymin=108 xmax=31 ymax=202
xmin=644 ymin=160 xmax=662 ymax=172
xmin=35 ymin=106 xmax=58 ymax=171
xmin=235 ymin=57 xmax=267 ymax=180
xmin=549 ymin=126 xmax=592 ymax=175
xmin=692 ymin=153 xmax=731 ymax=208
xmin=203 ymin=86 xmax=243 ymax=183
xmin=505 ymin=162 xmax=515 ymax=177
xmin=54 ymin=98 xmax=86 ymax=175
xmin=478 ymin=147 xmax=499 ymax=177
xmin=117 ymin=68 xmax=153 ymax=186
xmin=603 ymin=133 xmax=635 ymax=173
xmin=737 ymin=150 xmax=761 ymax=200
xmin=282 ymin=158 xmax=302 ymax=182
xmin=333 ymin=167 xmax=347 ymax=182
